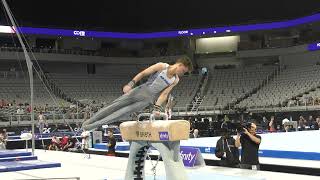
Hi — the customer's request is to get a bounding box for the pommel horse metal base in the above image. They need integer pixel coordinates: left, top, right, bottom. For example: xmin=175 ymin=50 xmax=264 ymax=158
xmin=120 ymin=113 xmax=190 ymax=180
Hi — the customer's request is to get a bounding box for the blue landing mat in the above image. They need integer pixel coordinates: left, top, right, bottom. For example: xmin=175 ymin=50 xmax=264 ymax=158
xmin=0 ymin=150 xmax=32 ymax=158
xmin=0 ymin=160 xmax=61 ymax=172
xmin=0 ymin=156 xmax=38 ymax=162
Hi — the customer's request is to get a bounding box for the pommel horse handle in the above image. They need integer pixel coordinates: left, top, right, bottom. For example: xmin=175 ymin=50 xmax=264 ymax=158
xmin=137 ymin=112 xmax=168 ymax=121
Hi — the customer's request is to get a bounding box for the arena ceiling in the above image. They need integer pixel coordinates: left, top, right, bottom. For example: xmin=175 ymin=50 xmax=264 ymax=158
xmin=1 ymin=0 xmax=320 ymax=33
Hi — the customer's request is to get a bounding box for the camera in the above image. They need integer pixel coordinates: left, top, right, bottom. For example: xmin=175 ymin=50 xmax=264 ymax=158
xmin=236 ymin=122 xmax=252 ymax=134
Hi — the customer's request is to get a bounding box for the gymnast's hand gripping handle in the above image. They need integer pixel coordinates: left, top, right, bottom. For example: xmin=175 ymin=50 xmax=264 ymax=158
xmin=137 ymin=113 xmax=152 ymax=121
xmin=150 ymin=112 xmax=168 ymax=121
xmin=136 ymin=112 xmax=168 ymax=121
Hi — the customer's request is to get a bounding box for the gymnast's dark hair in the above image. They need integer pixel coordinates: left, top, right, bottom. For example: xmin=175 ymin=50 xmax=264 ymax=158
xmin=176 ymin=56 xmax=193 ymax=72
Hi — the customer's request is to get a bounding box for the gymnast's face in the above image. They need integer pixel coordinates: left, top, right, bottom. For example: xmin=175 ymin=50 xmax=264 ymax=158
xmin=175 ymin=63 xmax=189 ymax=76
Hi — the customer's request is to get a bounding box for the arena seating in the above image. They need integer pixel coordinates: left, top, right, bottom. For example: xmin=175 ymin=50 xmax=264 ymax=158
xmin=198 ymin=65 xmax=277 ymax=110
xmin=239 ymin=64 xmax=320 ymax=108
xmin=50 ymin=73 xmax=127 ymax=105
xmin=0 ymin=74 xmax=69 ymax=107
xmin=2 ymin=60 xmax=320 ymax=125
xmin=172 ymin=74 xmax=202 ymax=108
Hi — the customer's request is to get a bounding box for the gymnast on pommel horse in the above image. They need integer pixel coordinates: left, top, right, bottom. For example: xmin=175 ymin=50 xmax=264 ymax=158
xmin=81 ymin=56 xmax=193 ymax=180
xmin=81 ymin=56 xmax=193 ymax=131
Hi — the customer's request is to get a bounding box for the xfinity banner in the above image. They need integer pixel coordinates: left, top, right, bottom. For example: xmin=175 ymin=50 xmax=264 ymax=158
xmin=180 ymin=147 xmax=205 ymax=167
xmin=308 ymin=42 xmax=320 ymax=51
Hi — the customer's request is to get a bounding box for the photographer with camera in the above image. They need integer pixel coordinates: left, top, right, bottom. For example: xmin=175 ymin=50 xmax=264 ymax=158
xmin=235 ymin=122 xmax=261 ymax=170
xmin=215 ymin=128 xmax=240 ymax=168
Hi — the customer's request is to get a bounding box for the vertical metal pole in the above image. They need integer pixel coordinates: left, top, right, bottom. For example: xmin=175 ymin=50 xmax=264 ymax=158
xmin=2 ymin=0 xmax=35 ymax=155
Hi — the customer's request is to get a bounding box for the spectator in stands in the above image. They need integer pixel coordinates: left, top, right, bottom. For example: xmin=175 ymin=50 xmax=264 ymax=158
xmin=33 ymin=106 xmax=38 ymax=112
xmin=189 ymin=129 xmax=200 ymax=138
xmin=317 ymin=117 xmax=320 ymax=129
xmin=2 ymin=128 xmax=7 ymax=141
xmin=0 ymin=129 xmax=7 ymax=149
xmin=188 ymin=117 xmax=195 ymax=133
xmin=283 ymin=124 xmax=294 ymax=132
xmin=74 ymin=123 xmax=81 ymax=132
xmin=298 ymin=116 xmax=307 ymax=130
xmin=44 ymin=104 xmax=49 ymax=113
xmin=60 ymin=134 xmax=69 ymax=149
xmin=106 ymin=130 xmax=116 ymax=156
xmin=261 ymin=116 xmax=268 ymax=131
xmin=16 ymin=107 xmax=24 ymax=121
xmin=0 ymin=132 xmax=6 ymax=149
xmin=215 ymin=128 xmax=240 ymax=168
xmin=282 ymin=117 xmax=294 ymax=132
xmin=48 ymin=136 xmax=61 ymax=150
xmin=62 ymin=135 xmax=74 ymax=151
xmin=307 ymin=115 xmax=313 ymax=126
xmin=81 ymin=130 xmax=90 ymax=150
xmin=309 ymin=116 xmax=319 ymax=130
xmin=26 ymin=105 xmax=31 ymax=113
xmin=235 ymin=123 xmax=261 ymax=170
xmin=268 ymin=116 xmax=276 ymax=132
xmin=82 ymin=56 xmax=193 ymax=131
xmin=0 ymin=99 xmax=5 ymax=108
xmin=7 ymin=102 xmax=11 ymax=107
xmin=38 ymin=111 xmax=46 ymax=134
xmin=16 ymin=107 xmax=24 ymax=114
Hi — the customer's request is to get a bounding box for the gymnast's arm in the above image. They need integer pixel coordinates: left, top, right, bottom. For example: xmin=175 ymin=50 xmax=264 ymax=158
xmin=155 ymin=77 xmax=179 ymax=107
xmin=123 ymin=62 xmax=167 ymax=93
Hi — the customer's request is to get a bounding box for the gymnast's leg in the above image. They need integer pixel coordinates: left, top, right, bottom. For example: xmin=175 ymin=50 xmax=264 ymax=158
xmin=82 ymin=86 xmax=147 ymax=129
xmin=82 ymin=100 xmax=151 ymax=131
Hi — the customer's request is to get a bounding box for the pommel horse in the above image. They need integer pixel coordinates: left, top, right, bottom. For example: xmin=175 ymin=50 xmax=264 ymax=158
xmin=120 ymin=112 xmax=190 ymax=180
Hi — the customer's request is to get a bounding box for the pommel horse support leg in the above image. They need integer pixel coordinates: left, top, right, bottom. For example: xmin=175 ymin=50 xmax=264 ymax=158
xmin=120 ymin=113 xmax=190 ymax=180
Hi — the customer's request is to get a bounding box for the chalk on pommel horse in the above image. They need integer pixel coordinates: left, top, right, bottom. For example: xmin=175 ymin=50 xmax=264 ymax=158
xmin=120 ymin=112 xmax=190 ymax=180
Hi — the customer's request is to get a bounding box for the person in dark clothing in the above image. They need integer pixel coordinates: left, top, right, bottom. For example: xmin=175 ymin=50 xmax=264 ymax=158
xmin=215 ymin=129 xmax=240 ymax=168
xmin=62 ymin=135 xmax=75 ymax=151
xmin=260 ymin=116 xmax=269 ymax=131
xmin=189 ymin=128 xmax=200 ymax=138
xmin=107 ymin=130 xmax=116 ymax=156
xmin=309 ymin=116 xmax=319 ymax=130
xmin=235 ymin=123 xmax=261 ymax=170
